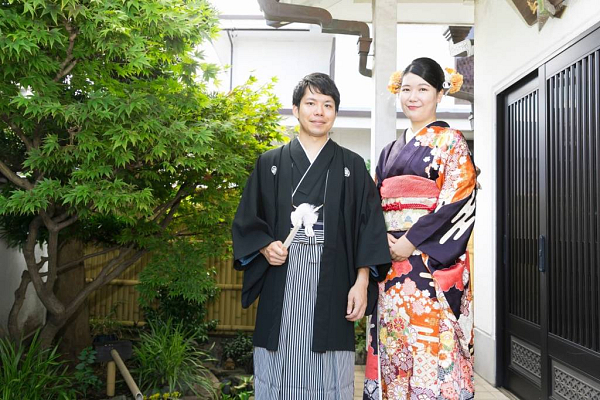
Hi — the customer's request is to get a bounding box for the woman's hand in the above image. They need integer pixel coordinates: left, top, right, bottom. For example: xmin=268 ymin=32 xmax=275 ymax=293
xmin=390 ymin=234 xmax=416 ymax=262
xmin=387 ymin=233 xmax=397 ymax=248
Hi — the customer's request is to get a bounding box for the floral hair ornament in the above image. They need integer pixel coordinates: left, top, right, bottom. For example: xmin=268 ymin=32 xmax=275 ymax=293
xmin=387 ymin=70 xmax=403 ymax=95
xmin=442 ymin=68 xmax=464 ymax=94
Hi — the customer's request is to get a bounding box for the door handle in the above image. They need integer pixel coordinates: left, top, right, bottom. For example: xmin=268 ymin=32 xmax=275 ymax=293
xmin=538 ymin=234 xmax=546 ymax=273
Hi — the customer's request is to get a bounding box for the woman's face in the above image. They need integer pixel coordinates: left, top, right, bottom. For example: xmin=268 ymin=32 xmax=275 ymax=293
xmin=399 ymin=72 xmax=443 ymax=127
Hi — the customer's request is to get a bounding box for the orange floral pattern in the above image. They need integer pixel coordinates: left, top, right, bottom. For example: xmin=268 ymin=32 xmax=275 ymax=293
xmin=369 ymin=257 xmax=474 ymax=400
xmin=364 ymin=122 xmax=476 ymax=400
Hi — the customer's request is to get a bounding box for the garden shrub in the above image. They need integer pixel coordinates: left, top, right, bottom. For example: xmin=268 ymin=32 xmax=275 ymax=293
xmin=354 ymin=317 xmax=368 ymax=364
xmin=133 ymin=319 xmax=215 ymax=397
xmin=73 ymin=347 xmax=103 ymax=398
xmin=222 ymin=332 xmax=253 ymax=372
xmin=137 ymin=240 xmax=220 ymax=343
xmin=0 ymin=332 xmax=75 ymax=400
xmin=141 ymin=287 xmax=218 ymax=344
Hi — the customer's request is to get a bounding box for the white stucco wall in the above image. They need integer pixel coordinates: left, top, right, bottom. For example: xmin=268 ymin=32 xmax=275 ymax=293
xmin=473 ymin=0 xmax=600 ymax=385
xmin=229 ymin=31 xmax=334 ymax=108
xmin=0 ymin=240 xmax=47 ymax=337
xmin=214 ymin=24 xmax=470 ymax=112
xmin=332 ymin=33 xmax=372 ymax=110
xmin=318 ymin=0 xmax=475 ymax=25
xmin=209 ymin=20 xmax=472 ymax=160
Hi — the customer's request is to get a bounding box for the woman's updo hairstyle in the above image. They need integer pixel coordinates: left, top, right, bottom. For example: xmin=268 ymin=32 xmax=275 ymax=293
xmin=402 ymin=57 xmax=445 ymax=92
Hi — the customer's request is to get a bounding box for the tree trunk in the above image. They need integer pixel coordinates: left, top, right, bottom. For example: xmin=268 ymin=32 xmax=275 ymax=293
xmin=55 ymin=240 xmax=91 ymax=362
xmin=11 ymin=229 xmax=139 ymax=351
xmin=7 ymin=271 xmax=31 ymax=342
xmin=39 ymin=316 xmax=62 ymax=350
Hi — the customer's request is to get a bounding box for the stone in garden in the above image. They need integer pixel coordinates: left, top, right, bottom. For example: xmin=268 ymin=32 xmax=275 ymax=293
xmin=223 ymin=357 xmax=235 ymax=370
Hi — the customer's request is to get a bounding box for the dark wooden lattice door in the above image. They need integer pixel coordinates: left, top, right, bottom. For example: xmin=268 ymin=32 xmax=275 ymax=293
xmin=503 ymin=73 xmax=543 ymax=400
xmin=501 ymin=26 xmax=600 ymax=400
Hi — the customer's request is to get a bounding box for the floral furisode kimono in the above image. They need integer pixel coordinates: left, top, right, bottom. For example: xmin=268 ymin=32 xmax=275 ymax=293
xmin=364 ymin=121 xmax=477 ymax=400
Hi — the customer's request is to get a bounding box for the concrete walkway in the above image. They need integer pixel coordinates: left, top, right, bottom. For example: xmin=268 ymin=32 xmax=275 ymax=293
xmin=353 ymin=366 xmax=515 ymax=399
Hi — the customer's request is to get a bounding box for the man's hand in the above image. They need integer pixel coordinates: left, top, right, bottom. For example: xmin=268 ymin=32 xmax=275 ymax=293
xmin=346 ymin=268 xmax=369 ymax=322
xmin=260 ymin=241 xmax=288 ymax=266
xmin=390 ymin=234 xmax=416 ymax=262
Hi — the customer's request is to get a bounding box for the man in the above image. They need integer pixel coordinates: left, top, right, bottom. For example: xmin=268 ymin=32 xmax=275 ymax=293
xmin=232 ymin=73 xmax=390 ymax=399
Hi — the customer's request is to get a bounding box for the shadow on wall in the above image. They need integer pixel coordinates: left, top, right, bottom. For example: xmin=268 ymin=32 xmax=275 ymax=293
xmin=0 ymin=240 xmax=47 ymax=339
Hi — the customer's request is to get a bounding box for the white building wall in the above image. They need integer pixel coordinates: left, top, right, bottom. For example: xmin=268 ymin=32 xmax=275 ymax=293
xmin=0 ymin=240 xmax=47 ymax=337
xmin=324 ymin=0 xmax=474 ymax=25
xmin=473 ymin=0 xmax=600 ymax=385
xmin=210 ymin=22 xmax=472 ymax=162
xmin=229 ymin=32 xmax=333 ymax=108
xmin=219 ymin=25 xmax=470 ymax=113
xmin=332 ymin=33 xmax=372 ymax=110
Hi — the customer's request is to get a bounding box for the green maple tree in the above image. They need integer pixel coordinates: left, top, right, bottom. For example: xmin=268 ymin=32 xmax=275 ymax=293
xmin=0 ymin=0 xmax=284 ymax=347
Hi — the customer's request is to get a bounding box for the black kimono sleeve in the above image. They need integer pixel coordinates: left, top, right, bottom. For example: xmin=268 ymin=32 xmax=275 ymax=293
xmin=342 ymin=156 xmax=391 ymax=318
xmin=354 ymin=160 xmax=391 ymax=281
xmin=231 ymin=156 xmax=275 ymax=307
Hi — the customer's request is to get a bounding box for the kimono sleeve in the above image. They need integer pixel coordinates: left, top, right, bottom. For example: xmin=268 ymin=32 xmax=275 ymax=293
xmin=231 ymin=156 xmax=276 ymax=308
xmin=375 ymin=141 xmax=393 ymax=191
xmin=405 ymin=131 xmax=477 ymax=269
xmin=231 ymin=155 xmax=274 ymax=270
xmin=354 ymin=159 xmax=392 ymax=281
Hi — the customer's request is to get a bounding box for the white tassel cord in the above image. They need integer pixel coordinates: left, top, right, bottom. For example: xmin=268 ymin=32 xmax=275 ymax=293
xmin=282 ymin=203 xmax=323 ymax=248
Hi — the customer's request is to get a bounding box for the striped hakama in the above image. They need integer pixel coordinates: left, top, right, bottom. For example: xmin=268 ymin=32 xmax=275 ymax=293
xmin=254 ymin=225 xmax=355 ymax=400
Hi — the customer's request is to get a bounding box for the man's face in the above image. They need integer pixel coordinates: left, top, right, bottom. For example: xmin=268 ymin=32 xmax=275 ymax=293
xmin=292 ymin=87 xmax=336 ymax=139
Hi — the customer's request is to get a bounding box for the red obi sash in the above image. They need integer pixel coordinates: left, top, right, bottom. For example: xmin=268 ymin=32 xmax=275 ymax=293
xmin=380 ymin=175 xmax=440 ymax=231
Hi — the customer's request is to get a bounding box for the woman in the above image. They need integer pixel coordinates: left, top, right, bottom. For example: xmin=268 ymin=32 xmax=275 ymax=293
xmin=363 ymin=57 xmax=477 ymax=400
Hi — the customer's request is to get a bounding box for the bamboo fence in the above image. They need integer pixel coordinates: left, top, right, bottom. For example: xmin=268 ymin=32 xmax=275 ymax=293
xmin=86 ymin=236 xmax=476 ymax=333
xmin=84 ymin=248 xmax=258 ymax=333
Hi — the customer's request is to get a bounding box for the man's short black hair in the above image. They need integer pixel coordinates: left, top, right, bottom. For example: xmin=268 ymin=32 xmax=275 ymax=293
xmin=292 ymin=73 xmax=340 ymax=112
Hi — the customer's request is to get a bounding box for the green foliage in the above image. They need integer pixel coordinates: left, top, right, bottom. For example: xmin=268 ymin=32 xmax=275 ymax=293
xmin=89 ymin=302 xmax=123 ymax=338
xmin=73 ymin=346 xmax=102 ymax=398
xmin=144 ymin=392 xmax=182 ymax=400
xmin=355 ymin=317 xmax=367 ymax=361
xmin=1 ymin=0 xmax=281 ymax=230
xmin=0 ymin=0 xmax=284 ymax=344
xmin=133 ymin=319 xmax=216 ymax=397
xmin=0 ymin=332 xmax=75 ymax=400
xmin=222 ymin=332 xmax=254 ymax=372
xmin=134 ymin=77 xmax=286 ymax=316
xmin=221 ymin=391 xmax=254 ymax=400
xmin=137 ymin=240 xmax=219 ymax=343
xmin=141 ymin=290 xmax=218 ymax=344
xmin=220 ymin=375 xmax=254 ymax=400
